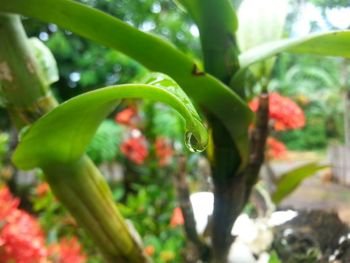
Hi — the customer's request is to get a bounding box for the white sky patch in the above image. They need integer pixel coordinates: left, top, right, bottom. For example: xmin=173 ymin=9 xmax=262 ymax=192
xmin=189 ymin=24 xmax=199 ymax=37
xmin=292 ymin=3 xmax=327 ymax=37
xmin=151 ymin=2 xmax=161 ymax=14
xmin=69 ymin=71 xmax=80 ymax=82
xmin=39 ymin=32 xmax=49 ymax=42
xmin=139 ymin=21 xmax=156 ymax=32
xmin=326 ymin=7 xmax=350 ymax=29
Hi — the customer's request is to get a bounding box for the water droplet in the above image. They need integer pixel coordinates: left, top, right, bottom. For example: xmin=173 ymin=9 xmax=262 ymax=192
xmin=184 ymin=131 xmax=206 ymax=153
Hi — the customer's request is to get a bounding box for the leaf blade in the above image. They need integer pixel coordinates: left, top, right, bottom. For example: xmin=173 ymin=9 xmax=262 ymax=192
xmin=13 ymin=74 xmax=208 ymax=169
xmin=272 ymin=162 xmax=328 ymax=204
xmin=239 ymin=31 xmax=350 ymax=70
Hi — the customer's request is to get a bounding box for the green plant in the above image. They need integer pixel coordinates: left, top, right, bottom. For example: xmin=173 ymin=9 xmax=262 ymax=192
xmin=1 ymin=0 xmax=350 ymax=262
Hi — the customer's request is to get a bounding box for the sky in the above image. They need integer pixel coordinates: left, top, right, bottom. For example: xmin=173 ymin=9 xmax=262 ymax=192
xmin=293 ymin=3 xmax=350 ymax=36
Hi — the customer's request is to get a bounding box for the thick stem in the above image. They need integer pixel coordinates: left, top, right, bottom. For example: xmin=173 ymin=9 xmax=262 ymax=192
xmin=43 ymin=156 xmax=149 ymax=263
xmin=212 ymin=176 xmax=246 ymax=263
xmin=209 ymin=123 xmax=245 ymax=262
xmin=244 ymin=92 xmax=269 ymax=201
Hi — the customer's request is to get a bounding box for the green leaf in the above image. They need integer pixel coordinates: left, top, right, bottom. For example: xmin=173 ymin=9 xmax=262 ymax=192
xmin=176 ymin=0 xmax=239 ymax=82
xmin=29 ymin=37 xmax=59 ymax=85
xmin=0 ymin=0 xmax=253 ymax=167
xmin=239 ymin=31 xmax=350 ymax=70
xmin=13 ymin=73 xmax=208 ymax=170
xmin=237 ymin=0 xmax=288 ymax=77
xmin=268 ymin=251 xmax=282 ymax=263
xmin=272 ymin=162 xmax=328 ymax=204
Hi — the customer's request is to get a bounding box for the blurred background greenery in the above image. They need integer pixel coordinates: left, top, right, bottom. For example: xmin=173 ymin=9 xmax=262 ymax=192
xmin=1 ymin=0 xmax=350 ymax=262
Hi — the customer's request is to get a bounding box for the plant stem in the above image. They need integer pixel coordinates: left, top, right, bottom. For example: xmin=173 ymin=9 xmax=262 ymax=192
xmin=186 ymin=1 xmax=247 ymax=261
xmin=0 ymin=14 xmax=58 ymax=128
xmin=43 ymin=156 xmax=149 ymax=263
xmin=0 ymin=13 xmax=149 ymax=262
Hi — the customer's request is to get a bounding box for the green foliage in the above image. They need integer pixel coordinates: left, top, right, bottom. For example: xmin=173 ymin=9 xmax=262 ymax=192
xmin=269 ymin=251 xmax=282 ymax=263
xmin=117 ymin=175 xmax=185 ymax=263
xmin=310 ymin=0 xmax=350 ymax=8
xmin=272 ymin=162 xmax=328 ymax=204
xmin=149 ymin=103 xmax=185 ymax=142
xmin=86 ymin=120 xmax=124 ymax=164
xmin=279 ymin=114 xmax=328 ymax=150
xmin=0 ymin=132 xmax=8 ymax=169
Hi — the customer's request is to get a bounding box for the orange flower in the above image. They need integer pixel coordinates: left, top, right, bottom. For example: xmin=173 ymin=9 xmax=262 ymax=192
xmin=144 ymin=245 xmax=155 ymax=256
xmin=48 ymin=237 xmax=87 ymax=263
xmin=170 ymin=207 xmax=184 ymax=228
xmin=0 ymin=186 xmax=19 ymax=220
xmin=36 ymin=182 xmax=50 ymax=197
xmin=120 ymin=136 xmax=148 ymax=165
xmin=155 ymin=137 xmax=173 ymax=167
xmin=0 ymin=187 xmax=48 ymax=263
xmin=266 ymin=137 xmax=287 ymax=159
xmin=249 ymin=92 xmax=305 ymax=131
xmin=115 ymin=107 xmax=137 ymax=126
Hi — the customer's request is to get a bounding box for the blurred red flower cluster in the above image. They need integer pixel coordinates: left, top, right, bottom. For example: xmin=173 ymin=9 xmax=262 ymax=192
xmin=116 ymin=107 xmax=174 ymax=166
xmin=155 ymin=137 xmax=173 ymax=167
xmin=48 ymin=237 xmax=87 ymax=263
xmin=266 ymin=137 xmax=287 ymax=159
xmin=249 ymin=92 xmax=305 ymax=131
xmin=249 ymin=92 xmax=306 ymax=159
xmin=121 ymin=136 xmax=149 ymax=165
xmin=115 ymin=107 xmax=137 ymax=127
xmin=0 ymin=186 xmax=86 ymax=263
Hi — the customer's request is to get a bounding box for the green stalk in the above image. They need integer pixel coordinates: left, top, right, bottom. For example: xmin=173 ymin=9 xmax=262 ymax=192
xmin=0 ymin=14 xmax=58 ymax=128
xmin=177 ymin=1 xmax=249 ymax=262
xmin=43 ymin=156 xmax=148 ymax=263
xmin=0 ymin=14 xmax=148 ymax=262
xmin=185 ymin=0 xmax=240 ymax=84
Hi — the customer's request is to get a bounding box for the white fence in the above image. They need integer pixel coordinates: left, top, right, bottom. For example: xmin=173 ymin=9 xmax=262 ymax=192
xmin=328 ymin=145 xmax=350 ymax=186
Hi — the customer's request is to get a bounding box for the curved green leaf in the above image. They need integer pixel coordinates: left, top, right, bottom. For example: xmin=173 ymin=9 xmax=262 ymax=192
xmin=13 ymin=74 xmax=208 ymax=170
xmin=0 ymin=0 xmax=253 ymax=167
xmin=272 ymin=162 xmax=328 ymax=204
xmin=239 ymin=31 xmax=350 ymax=70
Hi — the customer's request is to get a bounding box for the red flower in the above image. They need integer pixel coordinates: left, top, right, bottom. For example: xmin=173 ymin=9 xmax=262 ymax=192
xmin=249 ymin=92 xmax=305 ymax=131
xmin=0 ymin=186 xmax=19 ymax=221
xmin=0 ymin=186 xmax=47 ymax=263
xmin=155 ymin=137 xmax=173 ymax=167
xmin=36 ymin=182 xmax=50 ymax=197
xmin=115 ymin=107 xmax=137 ymax=126
xmin=120 ymin=136 xmax=148 ymax=165
xmin=48 ymin=237 xmax=87 ymax=263
xmin=266 ymin=137 xmax=287 ymax=159
xmin=144 ymin=245 xmax=155 ymax=256
xmin=170 ymin=207 xmax=184 ymax=228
